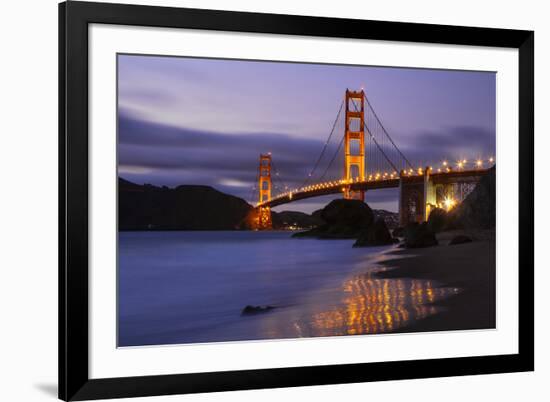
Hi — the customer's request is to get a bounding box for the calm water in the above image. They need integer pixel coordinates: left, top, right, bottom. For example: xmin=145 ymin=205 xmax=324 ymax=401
xmin=118 ymin=231 xmax=459 ymax=347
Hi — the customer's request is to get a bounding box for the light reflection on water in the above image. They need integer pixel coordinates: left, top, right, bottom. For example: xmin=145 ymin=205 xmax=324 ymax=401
xmin=272 ymin=270 xmax=460 ymax=338
xmin=119 ymin=231 xmax=462 ymax=345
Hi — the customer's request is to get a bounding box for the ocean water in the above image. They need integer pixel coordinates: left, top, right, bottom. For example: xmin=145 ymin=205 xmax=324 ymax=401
xmin=118 ymin=231 xmax=458 ymax=347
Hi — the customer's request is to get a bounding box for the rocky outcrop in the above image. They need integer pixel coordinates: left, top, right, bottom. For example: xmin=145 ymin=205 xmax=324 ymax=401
xmin=427 ymin=207 xmax=448 ymax=233
xmin=372 ymin=209 xmax=400 ymax=230
xmin=293 ymin=199 xmax=374 ymax=239
xmin=403 ymin=222 xmax=438 ymax=248
xmin=392 ymin=226 xmax=405 ymax=238
xmin=353 ymin=219 xmax=396 ymax=247
xmin=447 ymin=166 xmax=496 ymax=230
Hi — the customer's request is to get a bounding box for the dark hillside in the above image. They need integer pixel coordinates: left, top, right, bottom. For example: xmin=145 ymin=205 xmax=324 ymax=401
xmin=119 ymin=178 xmax=252 ymax=230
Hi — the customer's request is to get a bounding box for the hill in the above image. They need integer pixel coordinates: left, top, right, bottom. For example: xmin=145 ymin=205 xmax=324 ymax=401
xmin=118 ymin=178 xmax=252 ymax=230
xmin=271 ymin=210 xmax=324 ymax=230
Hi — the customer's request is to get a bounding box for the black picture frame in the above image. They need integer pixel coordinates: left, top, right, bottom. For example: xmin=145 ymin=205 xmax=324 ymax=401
xmin=59 ymin=1 xmax=534 ymax=400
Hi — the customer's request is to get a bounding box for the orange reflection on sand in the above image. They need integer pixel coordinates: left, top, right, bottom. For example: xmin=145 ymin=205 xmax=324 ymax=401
xmin=306 ymin=273 xmax=459 ymax=336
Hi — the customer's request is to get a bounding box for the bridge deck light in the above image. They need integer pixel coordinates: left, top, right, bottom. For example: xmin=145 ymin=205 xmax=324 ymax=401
xmin=476 ymin=160 xmax=483 ymax=167
xmin=443 ymin=161 xmax=448 ymax=166
xmin=489 ymin=157 xmax=494 ymax=163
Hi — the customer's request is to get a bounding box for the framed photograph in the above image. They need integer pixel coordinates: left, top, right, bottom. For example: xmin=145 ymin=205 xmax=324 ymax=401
xmin=59 ymin=1 xmax=534 ymax=400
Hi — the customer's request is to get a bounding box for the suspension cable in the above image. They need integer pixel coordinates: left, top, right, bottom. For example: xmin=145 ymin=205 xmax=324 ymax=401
xmin=270 ymin=159 xmax=289 ymax=194
xmin=350 ymin=98 xmax=400 ymax=174
xmin=319 ymin=133 xmax=345 ymax=181
xmin=299 ymin=100 xmax=344 ymax=189
xmin=363 ymin=93 xmax=414 ymax=170
xmin=247 ymin=171 xmax=259 ymax=205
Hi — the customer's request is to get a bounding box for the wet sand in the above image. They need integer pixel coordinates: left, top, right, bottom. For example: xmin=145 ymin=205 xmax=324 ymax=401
xmin=376 ymin=231 xmax=496 ymax=333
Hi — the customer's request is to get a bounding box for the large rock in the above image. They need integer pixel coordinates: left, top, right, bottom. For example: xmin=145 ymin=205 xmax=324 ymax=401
xmin=353 ymin=219 xmax=396 ymax=247
xmin=392 ymin=226 xmax=405 ymax=238
xmin=293 ymin=199 xmax=374 ymax=239
xmin=403 ymin=222 xmax=438 ymax=248
xmin=372 ymin=209 xmax=400 ymax=230
xmin=447 ymin=166 xmax=496 ymax=230
xmin=427 ymin=207 xmax=448 ymax=233
xmin=321 ymin=199 xmax=374 ymax=226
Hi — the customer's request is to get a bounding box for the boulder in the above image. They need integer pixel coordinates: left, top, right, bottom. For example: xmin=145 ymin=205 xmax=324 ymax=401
xmin=447 ymin=166 xmax=496 ymax=230
xmin=293 ymin=199 xmax=374 ymax=239
xmin=311 ymin=209 xmax=325 ymax=223
xmin=353 ymin=219 xmax=396 ymax=247
xmin=448 ymin=235 xmax=473 ymax=245
xmin=392 ymin=226 xmax=405 ymax=238
xmin=427 ymin=207 xmax=448 ymax=233
xmin=320 ymin=199 xmax=374 ymax=227
xmin=403 ymin=222 xmax=438 ymax=248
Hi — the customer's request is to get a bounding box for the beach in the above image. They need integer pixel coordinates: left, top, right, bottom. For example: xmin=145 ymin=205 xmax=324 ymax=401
xmin=376 ymin=230 xmax=496 ymax=333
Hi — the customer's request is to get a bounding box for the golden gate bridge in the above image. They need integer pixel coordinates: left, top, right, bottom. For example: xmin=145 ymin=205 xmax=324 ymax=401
xmin=249 ymin=89 xmax=494 ymax=230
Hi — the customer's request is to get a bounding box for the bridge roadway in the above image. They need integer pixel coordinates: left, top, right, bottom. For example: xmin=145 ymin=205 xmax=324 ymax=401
xmin=259 ymin=168 xmax=491 ymax=208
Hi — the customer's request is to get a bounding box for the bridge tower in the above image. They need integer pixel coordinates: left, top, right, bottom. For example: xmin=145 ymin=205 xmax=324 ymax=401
xmin=344 ymin=89 xmax=366 ymax=200
xmin=257 ymin=153 xmax=272 ymax=229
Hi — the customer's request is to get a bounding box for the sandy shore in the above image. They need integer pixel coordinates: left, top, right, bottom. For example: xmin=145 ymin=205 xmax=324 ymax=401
xmin=376 ymin=230 xmax=496 ymax=333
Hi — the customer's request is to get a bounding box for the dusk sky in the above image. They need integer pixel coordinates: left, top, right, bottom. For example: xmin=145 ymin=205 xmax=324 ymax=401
xmin=117 ymin=54 xmax=496 ymax=213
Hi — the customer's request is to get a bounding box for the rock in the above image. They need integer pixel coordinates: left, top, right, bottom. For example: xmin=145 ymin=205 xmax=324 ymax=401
xmin=311 ymin=209 xmax=325 ymax=223
xmin=447 ymin=166 xmax=496 ymax=230
xmin=427 ymin=207 xmax=448 ymax=233
xmin=403 ymin=222 xmax=438 ymax=248
xmin=392 ymin=226 xmax=405 ymax=238
xmin=353 ymin=219 xmax=396 ymax=247
xmin=372 ymin=209 xmax=400 ymax=230
xmin=293 ymin=199 xmax=374 ymax=239
xmin=448 ymin=235 xmax=473 ymax=245
xmin=241 ymin=305 xmax=275 ymax=315
xmin=321 ymin=199 xmax=374 ymax=226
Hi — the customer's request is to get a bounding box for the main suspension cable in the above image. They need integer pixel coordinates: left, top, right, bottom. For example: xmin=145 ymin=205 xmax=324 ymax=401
xmin=299 ymin=100 xmax=344 ymax=189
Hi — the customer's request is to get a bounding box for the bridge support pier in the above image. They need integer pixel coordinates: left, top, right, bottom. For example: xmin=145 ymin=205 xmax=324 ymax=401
xmin=398 ymin=167 xmax=434 ymax=226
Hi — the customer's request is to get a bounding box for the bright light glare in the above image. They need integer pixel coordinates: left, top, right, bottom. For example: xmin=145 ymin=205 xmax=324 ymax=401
xmin=443 ymin=197 xmax=456 ymax=211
